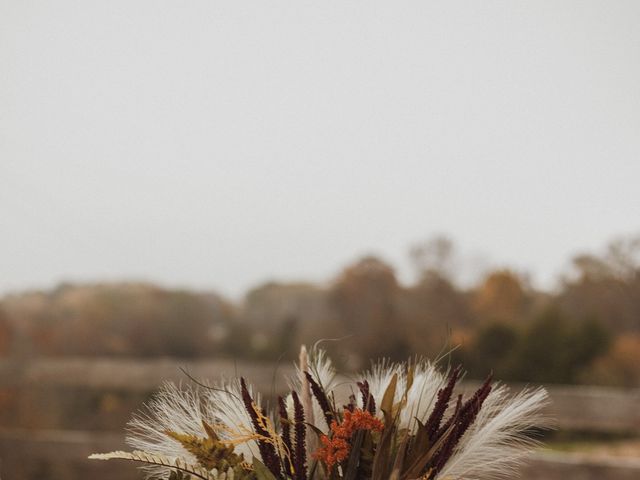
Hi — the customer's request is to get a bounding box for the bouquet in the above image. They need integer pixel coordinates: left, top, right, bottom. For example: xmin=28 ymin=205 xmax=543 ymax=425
xmin=91 ymin=345 xmax=549 ymax=480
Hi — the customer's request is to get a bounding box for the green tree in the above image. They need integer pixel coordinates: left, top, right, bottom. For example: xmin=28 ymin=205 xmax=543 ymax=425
xmin=467 ymin=322 xmax=519 ymax=379
xmin=509 ymin=308 xmax=611 ymax=384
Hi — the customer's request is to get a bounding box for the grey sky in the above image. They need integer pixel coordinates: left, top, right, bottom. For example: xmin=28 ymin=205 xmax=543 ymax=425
xmin=1 ymin=1 xmax=639 ymax=299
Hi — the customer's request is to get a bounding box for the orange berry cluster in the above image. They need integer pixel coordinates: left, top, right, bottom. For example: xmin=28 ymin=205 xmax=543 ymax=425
xmin=314 ymin=408 xmax=384 ymax=469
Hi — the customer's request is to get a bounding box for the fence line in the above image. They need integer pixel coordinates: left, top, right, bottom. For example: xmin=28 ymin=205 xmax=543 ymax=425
xmin=2 ymin=357 xmax=640 ymax=432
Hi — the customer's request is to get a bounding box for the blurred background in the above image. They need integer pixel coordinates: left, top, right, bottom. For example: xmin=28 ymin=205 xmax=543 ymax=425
xmin=1 ymin=1 xmax=639 ymax=479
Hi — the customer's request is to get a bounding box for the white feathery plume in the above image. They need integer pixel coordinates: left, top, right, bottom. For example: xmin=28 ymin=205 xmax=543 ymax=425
xmin=289 ymin=344 xmax=339 ymax=432
xmin=436 ymin=385 xmax=550 ymax=480
xmin=201 ymin=378 xmax=262 ymax=460
xmin=399 ymin=360 xmax=447 ymax=432
xmin=299 ymin=345 xmax=315 ymax=427
xmin=126 ymin=382 xmax=208 ymax=477
xmin=305 ymin=345 xmax=339 ymax=392
xmin=362 ymin=359 xmax=401 ymax=405
xmin=289 ymin=344 xmax=339 ymax=394
xmin=126 ymin=380 xmax=262 ymax=479
xmin=363 ymin=359 xmax=447 ymax=432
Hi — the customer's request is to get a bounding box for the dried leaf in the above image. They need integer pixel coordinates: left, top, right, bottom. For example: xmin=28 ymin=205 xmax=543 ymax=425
xmin=380 ymin=373 xmax=398 ymax=424
xmin=252 ymin=457 xmax=277 ymax=480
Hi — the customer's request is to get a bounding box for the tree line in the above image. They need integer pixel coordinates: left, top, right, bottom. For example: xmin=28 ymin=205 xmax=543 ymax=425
xmin=1 ymin=234 xmax=639 ymax=387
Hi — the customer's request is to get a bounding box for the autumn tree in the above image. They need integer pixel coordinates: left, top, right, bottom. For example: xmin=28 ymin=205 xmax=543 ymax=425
xmin=330 ymin=256 xmax=408 ymax=365
xmin=2 ymin=283 xmax=235 ymax=358
xmin=559 ymin=235 xmax=640 ymax=332
xmin=242 ymin=281 xmax=331 ymax=355
xmin=0 ymin=307 xmax=12 ymax=356
xmin=399 ymin=273 xmax=471 ymax=357
xmin=472 ymin=270 xmax=529 ymax=324
xmin=582 ymin=334 xmax=640 ymax=387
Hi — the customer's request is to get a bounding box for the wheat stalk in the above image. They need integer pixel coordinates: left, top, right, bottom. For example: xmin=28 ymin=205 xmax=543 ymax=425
xmin=88 ymin=450 xmax=230 ymax=480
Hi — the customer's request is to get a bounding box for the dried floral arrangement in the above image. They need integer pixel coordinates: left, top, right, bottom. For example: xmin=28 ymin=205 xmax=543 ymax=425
xmin=90 ymin=345 xmax=549 ymax=480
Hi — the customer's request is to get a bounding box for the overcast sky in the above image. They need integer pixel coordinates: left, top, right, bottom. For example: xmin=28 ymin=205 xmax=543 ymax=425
xmin=1 ymin=1 xmax=639 ymax=298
